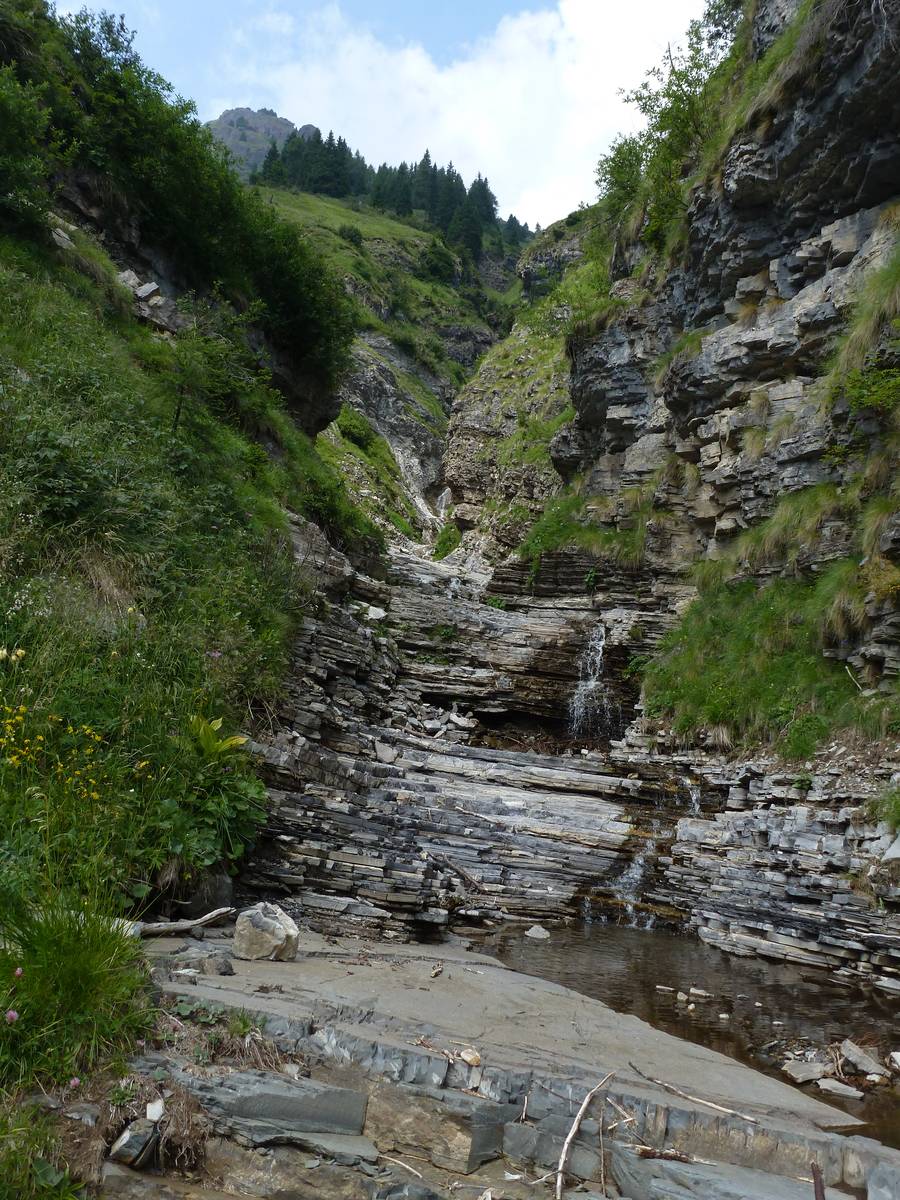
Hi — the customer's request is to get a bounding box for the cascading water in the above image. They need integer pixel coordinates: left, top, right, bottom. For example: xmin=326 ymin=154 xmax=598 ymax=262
xmin=569 ymin=623 xmax=614 ymax=738
xmin=617 ymin=847 xmax=657 ymax=929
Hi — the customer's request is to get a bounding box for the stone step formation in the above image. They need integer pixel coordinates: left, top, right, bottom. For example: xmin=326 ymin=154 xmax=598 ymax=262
xmin=241 ymin=522 xmax=900 ymax=994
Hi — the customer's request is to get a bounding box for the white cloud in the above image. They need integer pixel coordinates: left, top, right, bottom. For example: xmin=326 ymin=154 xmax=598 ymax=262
xmin=213 ymin=0 xmax=704 ymax=227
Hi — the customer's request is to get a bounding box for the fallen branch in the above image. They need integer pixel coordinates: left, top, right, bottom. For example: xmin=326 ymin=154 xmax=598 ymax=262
xmin=627 ymin=1061 xmax=758 ymax=1125
xmin=555 ymin=1072 xmax=614 ymax=1200
xmin=845 ymin=665 xmax=863 ymax=692
xmin=129 ymin=907 xmax=235 ymax=937
xmin=429 ymin=851 xmax=488 ymax=893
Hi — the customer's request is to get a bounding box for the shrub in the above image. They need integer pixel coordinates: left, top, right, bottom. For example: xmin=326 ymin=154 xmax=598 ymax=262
xmin=417 ymin=238 xmax=457 ymax=283
xmin=0 ymin=66 xmax=51 ymax=231
xmin=338 ymin=223 xmax=363 ymax=248
xmin=0 ymin=883 xmax=152 ymax=1087
xmin=336 ymin=404 xmax=376 ymax=450
xmin=433 ymin=522 xmax=461 ymax=560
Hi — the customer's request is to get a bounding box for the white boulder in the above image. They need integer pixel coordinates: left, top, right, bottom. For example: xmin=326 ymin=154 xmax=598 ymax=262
xmin=233 ymin=902 xmax=299 ymax=961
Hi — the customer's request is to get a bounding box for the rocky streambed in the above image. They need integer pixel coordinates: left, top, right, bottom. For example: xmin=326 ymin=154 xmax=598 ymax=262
xmin=98 ymin=926 xmax=900 ymax=1199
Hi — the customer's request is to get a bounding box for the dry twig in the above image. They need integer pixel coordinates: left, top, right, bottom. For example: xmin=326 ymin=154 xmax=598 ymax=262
xmin=555 ymin=1072 xmax=614 ymax=1200
xmin=628 ymin=1061 xmax=759 ymax=1124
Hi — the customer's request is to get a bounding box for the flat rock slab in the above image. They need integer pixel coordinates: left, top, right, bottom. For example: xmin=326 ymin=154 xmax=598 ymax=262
xmin=147 ymin=932 xmax=856 ymax=1136
xmin=781 ymin=1060 xmax=830 ymax=1084
xmin=610 ymin=1144 xmax=848 ymax=1200
xmin=137 ymin=1058 xmax=367 ymax=1136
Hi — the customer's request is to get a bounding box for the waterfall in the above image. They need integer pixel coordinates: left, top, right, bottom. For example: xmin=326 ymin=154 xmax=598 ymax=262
xmin=569 ymin=623 xmax=613 ymax=738
xmin=617 ymin=848 xmax=657 ymax=929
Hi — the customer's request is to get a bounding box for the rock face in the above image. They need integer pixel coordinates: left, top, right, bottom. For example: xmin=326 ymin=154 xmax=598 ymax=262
xmin=444 ymin=320 xmax=571 ymax=559
xmin=206 ymin=108 xmax=311 ymax=177
xmin=239 ymin=2 xmax=900 ymax=991
xmin=233 ymin=903 xmax=299 ymax=961
xmin=330 ymin=337 xmax=450 ymax=532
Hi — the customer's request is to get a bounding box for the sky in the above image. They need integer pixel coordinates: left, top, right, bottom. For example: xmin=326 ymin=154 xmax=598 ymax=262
xmin=57 ymin=0 xmax=705 ymax=227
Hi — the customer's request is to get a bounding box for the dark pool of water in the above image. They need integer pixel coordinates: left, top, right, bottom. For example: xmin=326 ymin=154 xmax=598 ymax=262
xmin=481 ymin=922 xmax=900 ymax=1149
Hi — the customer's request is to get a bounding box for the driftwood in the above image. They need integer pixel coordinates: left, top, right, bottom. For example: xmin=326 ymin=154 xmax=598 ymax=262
xmin=628 ymin=1061 xmax=759 ymax=1125
xmin=555 ymin=1072 xmax=614 ymax=1200
xmin=379 ymin=1155 xmax=423 ymax=1179
xmin=130 ymin=907 xmax=235 ymax=937
xmin=428 ymin=851 xmax=488 ymax=893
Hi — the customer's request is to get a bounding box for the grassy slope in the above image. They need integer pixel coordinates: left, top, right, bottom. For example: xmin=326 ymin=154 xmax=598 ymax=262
xmin=268 ymin=188 xmax=524 ymax=541
xmin=0 ymin=226 xmax=377 ymax=908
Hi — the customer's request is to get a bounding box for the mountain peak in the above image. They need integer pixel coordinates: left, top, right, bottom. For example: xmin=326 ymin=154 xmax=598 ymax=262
xmin=206 ymin=107 xmax=318 ymax=177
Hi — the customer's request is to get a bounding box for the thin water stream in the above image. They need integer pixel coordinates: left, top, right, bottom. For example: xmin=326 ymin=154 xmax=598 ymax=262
xmin=483 ymin=923 xmax=900 ymax=1149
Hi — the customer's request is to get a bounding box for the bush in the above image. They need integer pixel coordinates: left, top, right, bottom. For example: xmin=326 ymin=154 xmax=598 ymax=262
xmin=417 ymin=238 xmax=457 ymax=283
xmin=0 ymin=66 xmax=51 ymax=231
xmin=336 ymin=404 xmax=376 ymax=450
xmin=0 ymin=884 xmax=152 ymax=1087
xmin=433 ymin=522 xmax=461 ymax=560
xmin=338 ymin=223 xmax=363 ymax=248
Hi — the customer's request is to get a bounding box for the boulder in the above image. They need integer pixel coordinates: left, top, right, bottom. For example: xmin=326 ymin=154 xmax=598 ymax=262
xmin=233 ymin=903 xmax=299 ymax=961
xmin=51 ymin=226 xmax=74 ymax=250
xmin=524 ymin=924 xmax=551 ymax=940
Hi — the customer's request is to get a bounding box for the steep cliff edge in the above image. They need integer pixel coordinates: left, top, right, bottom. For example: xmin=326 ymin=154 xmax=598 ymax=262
xmin=447 ymin=0 xmax=900 ymax=758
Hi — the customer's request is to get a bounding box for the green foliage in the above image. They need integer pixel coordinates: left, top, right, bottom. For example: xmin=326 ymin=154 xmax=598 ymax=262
xmin=0 ymin=1104 xmax=84 ymax=1200
xmin=653 ymin=328 xmax=707 ymax=384
xmin=827 ymin=236 xmax=900 ymax=390
xmin=844 ymin=366 xmax=900 ymax=414
xmin=3 ymin=4 xmax=354 ymax=396
xmin=643 ymin=576 xmax=897 ymax=757
xmin=615 ymin=6 xmax=741 ymax=251
xmin=338 ymin=222 xmax=364 ymax=248
xmin=336 ymin=405 xmax=376 ymax=450
xmin=595 ymin=135 xmax=645 ymax=227
xmin=433 ymin=522 xmax=461 ymax=560
xmin=323 ymin=405 xmax=418 ymax=536
xmin=417 ymin=238 xmax=457 ymax=283
xmin=0 ymin=66 xmax=52 ymax=231
xmin=518 ymin=487 xmax=663 ymax=573
xmin=877 ymin=786 xmax=900 ymax=831
xmin=430 ymin=623 xmax=458 ymax=643
xmin=595 ymin=0 xmax=830 ymax=261
xmin=733 ymin=483 xmax=848 ymax=569
xmin=0 ymin=234 xmax=376 ymax=898
xmin=0 ymin=883 xmax=152 ymax=1087
xmin=485 ymin=595 xmax=507 ymax=610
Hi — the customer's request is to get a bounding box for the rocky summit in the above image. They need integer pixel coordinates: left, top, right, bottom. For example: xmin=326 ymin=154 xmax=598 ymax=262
xmin=2 ymin=1 xmax=900 ymax=1198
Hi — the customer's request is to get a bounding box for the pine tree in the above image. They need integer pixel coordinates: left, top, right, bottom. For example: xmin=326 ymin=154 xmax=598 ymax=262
xmin=258 ymin=140 xmax=284 ymax=185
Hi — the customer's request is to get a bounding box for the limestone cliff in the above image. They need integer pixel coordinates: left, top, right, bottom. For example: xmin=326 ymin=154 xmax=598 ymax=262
xmin=446 ymin=0 xmax=900 ymax=720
